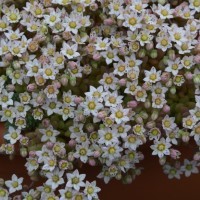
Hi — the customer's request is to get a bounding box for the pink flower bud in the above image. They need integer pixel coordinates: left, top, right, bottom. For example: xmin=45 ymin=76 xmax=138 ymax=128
xmin=97 ymin=111 xmax=107 ymax=120
xmin=93 ymin=53 xmax=101 ymax=61
xmin=93 ymin=150 xmax=101 ymax=158
xmin=6 ymin=84 xmax=15 ymax=92
xmin=146 ymin=42 xmax=154 ymax=50
xmin=170 ymin=149 xmax=181 ymax=159
xmin=159 ymin=157 xmax=166 ymax=165
xmin=163 ymin=104 xmax=170 ymax=113
xmin=193 ymin=152 xmax=200 ymax=161
xmin=88 ymin=158 xmax=96 ymax=166
xmin=46 ymin=142 xmax=54 ymax=150
xmin=52 ymin=80 xmax=61 ymax=89
xmin=182 ymin=135 xmax=190 ymax=143
xmin=29 ymin=151 xmax=36 ymax=158
xmin=104 ymin=18 xmax=114 ymax=25
xmin=68 ymin=139 xmax=76 ymax=148
xmin=53 ymin=35 xmax=62 ymax=43
xmin=74 ymin=96 xmax=83 ymax=104
xmin=161 ymin=72 xmax=170 ymax=82
xmin=68 ymin=153 xmax=74 ymax=162
xmin=42 ymin=119 xmax=50 ymax=128
xmin=90 ymin=3 xmax=98 ymax=11
xmin=118 ymin=78 xmax=127 ymax=86
xmin=184 ymin=72 xmax=193 ymax=80
xmin=27 ymin=83 xmax=37 ymax=92
xmin=146 ymin=121 xmax=155 ymax=129
xmin=127 ymin=100 xmax=138 ymax=108
xmin=36 ymin=95 xmax=45 ymax=105
xmin=68 ymin=61 xmax=77 ymax=70
xmin=194 ymin=54 xmax=200 ymax=64
xmin=4 ymin=53 xmax=13 ymax=61
xmin=60 ymin=75 xmax=68 ymax=86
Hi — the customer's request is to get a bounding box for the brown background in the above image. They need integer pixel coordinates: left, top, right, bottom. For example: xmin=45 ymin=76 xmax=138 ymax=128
xmin=0 ymin=123 xmax=200 ymax=200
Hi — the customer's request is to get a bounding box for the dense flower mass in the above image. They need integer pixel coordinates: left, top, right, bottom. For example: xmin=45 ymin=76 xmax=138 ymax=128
xmin=0 ymin=0 xmax=199 ymax=198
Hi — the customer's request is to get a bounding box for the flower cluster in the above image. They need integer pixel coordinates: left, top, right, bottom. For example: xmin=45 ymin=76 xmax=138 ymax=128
xmin=0 ymin=0 xmax=200 ymax=198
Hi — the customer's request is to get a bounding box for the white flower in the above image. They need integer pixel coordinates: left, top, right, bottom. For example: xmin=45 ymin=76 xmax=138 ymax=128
xmin=84 ymin=181 xmax=101 ymax=200
xmin=162 ymin=115 xmax=177 ymax=131
xmin=95 ymin=37 xmax=110 ymax=51
xmin=181 ymin=159 xmax=199 ymax=177
xmin=163 ymin=164 xmax=182 ymax=179
xmin=99 ymin=73 xmax=118 ymax=91
xmin=4 ymin=126 xmax=21 ymax=144
xmin=98 ymin=127 xmax=119 ymax=146
xmin=165 ymin=57 xmax=183 ymax=76
xmin=123 ymin=134 xmax=142 ymax=151
xmin=64 ymin=12 xmax=82 ymax=34
xmin=101 ymin=48 xmax=119 ymax=65
xmin=39 ymin=125 xmax=60 ymax=143
xmin=123 ymin=12 xmax=143 ymax=31
xmin=5 ymin=174 xmax=23 ymax=194
xmin=61 ymin=42 xmax=80 ymax=59
xmin=113 ymin=60 xmax=128 ymax=76
xmin=0 ymin=89 xmax=14 ymax=108
xmin=46 ymin=168 xmax=64 ymax=190
xmin=0 ymin=107 xmax=16 ymax=123
xmin=189 ymin=0 xmax=200 ymax=12
xmin=191 ymin=122 xmax=200 ymax=142
xmin=85 ymin=86 xmax=106 ymax=103
xmin=151 ymin=138 xmax=171 ymax=158
xmin=74 ymin=143 xmax=93 ymax=163
xmin=103 ymin=91 xmax=123 ymax=107
xmin=42 ymin=99 xmax=62 ymax=116
xmin=0 ymin=187 xmax=9 ymax=200
xmin=43 ymin=9 xmax=61 ymax=26
xmin=4 ymin=5 xmax=21 ymax=23
xmin=81 ymin=97 xmax=103 ymax=116
xmin=152 ymin=4 xmax=174 ymax=19
xmin=110 ymin=104 xmax=130 ymax=124
xmin=144 ymin=66 xmax=161 ymax=83
xmin=25 ymin=157 xmax=39 ymax=173
xmin=156 ymin=35 xmax=172 ymax=52
xmin=66 ymin=169 xmax=86 ymax=191
xmin=42 ymin=65 xmax=58 ymax=80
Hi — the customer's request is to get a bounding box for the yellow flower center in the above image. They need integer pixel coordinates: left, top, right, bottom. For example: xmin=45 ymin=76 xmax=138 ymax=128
xmin=31 ymin=66 xmax=38 ymax=73
xmin=115 ymin=111 xmax=123 ymax=118
xmin=0 ymin=22 xmax=7 ymax=29
xmin=105 ymin=77 xmax=113 ymax=84
xmin=105 ymin=132 xmax=112 ymax=140
xmin=2 ymin=96 xmax=8 ymax=102
xmin=50 ymin=15 xmax=56 ymax=22
xmin=45 ymin=68 xmax=53 ymax=76
xmin=79 ymin=148 xmax=87 ymax=155
xmin=87 ymin=187 xmax=94 ymax=194
xmin=35 ymin=8 xmax=42 ymax=16
xmin=72 ymin=177 xmax=79 ymax=184
xmin=69 ymin=21 xmax=77 ymax=28
xmin=46 ymin=130 xmax=53 ymax=137
xmin=141 ymin=34 xmax=148 ymax=41
xmin=12 ymin=181 xmax=19 ymax=188
xmin=67 ymin=49 xmax=74 ymax=56
xmin=9 ymin=13 xmax=17 ymax=21
xmin=108 ymin=147 xmax=116 ymax=154
xmin=164 ymin=120 xmax=170 ymax=128
xmin=161 ymin=9 xmax=168 ymax=16
xmin=56 ymin=56 xmax=63 ymax=64
xmin=129 ymin=17 xmax=137 ymax=26
xmin=128 ymin=136 xmax=136 ymax=143
xmin=157 ymin=143 xmax=166 ymax=151
xmin=150 ymin=73 xmax=157 ymax=81
xmin=11 ymin=132 xmax=18 ymax=139
xmin=13 ymin=47 xmax=20 ymax=54
xmin=161 ymin=39 xmax=168 ymax=46
xmin=194 ymin=0 xmax=200 ymax=7
xmin=155 ymin=98 xmax=162 ymax=105
xmin=88 ymin=102 xmax=96 ymax=110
